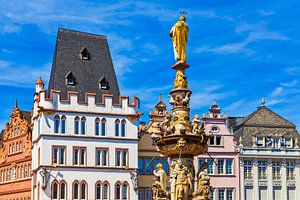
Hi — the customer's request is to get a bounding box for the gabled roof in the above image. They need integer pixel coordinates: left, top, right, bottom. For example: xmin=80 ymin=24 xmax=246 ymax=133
xmin=48 ymin=28 xmax=120 ymax=102
xmin=235 ymin=106 xmax=295 ymax=128
xmin=20 ymin=110 xmax=31 ymax=123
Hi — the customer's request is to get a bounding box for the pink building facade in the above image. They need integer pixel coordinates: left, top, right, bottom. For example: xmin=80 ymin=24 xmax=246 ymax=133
xmin=194 ymin=101 xmax=240 ymax=200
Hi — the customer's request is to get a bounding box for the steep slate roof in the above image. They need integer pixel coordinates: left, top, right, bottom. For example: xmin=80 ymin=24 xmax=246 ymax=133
xmin=233 ymin=106 xmax=299 ymax=147
xmin=20 ymin=110 xmax=31 ymax=123
xmin=48 ymin=28 xmax=120 ymax=102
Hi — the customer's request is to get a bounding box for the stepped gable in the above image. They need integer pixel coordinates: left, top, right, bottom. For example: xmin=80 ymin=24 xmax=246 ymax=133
xmin=234 ymin=106 xmax=299 ymax=147
xmin=48 ymin=28 xmax=120 ymax=102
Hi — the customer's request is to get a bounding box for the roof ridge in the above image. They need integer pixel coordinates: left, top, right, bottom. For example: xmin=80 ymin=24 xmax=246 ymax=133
xmin=58 ymin=28 xmax=107 ymax=38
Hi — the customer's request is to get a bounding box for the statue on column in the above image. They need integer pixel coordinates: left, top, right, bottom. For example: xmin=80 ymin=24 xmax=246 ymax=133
xmin=152 ymin=163 xmax=168 ymax=199
xmin=170 ymin=16 xmax=189 ymax=63
xmin=193 ymin=163 xmax=211 ymax=200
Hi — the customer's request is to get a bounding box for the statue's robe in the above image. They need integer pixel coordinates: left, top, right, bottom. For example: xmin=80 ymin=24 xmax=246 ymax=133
xmin=170 ymin=21 xmax=189 ymax=63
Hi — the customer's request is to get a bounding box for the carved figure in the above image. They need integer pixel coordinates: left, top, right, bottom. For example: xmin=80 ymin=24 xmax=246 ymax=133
xmin=174 ymin=70 xmax=188 ymax=88
xmin=159 ymin=113 xmax=173 ymax=135
xmin=130 ymin=169 xmax=139 ymax=190
xmin=170 ymin=16 xmax=189 ymax=63
xmin=153 ymin=163 xmax=168 ymax=192
xmin=193 ymin=163 xmax=211 ymax=199
xmin=40 ymin=167 xmax=47 ymax=189
xmin=191 ymin=114 xmax=205 ymax=134
xmin=182 ymin=92 xmax=191 ymax=106
xmin=175 ymin=162 xmax=189 ymax=200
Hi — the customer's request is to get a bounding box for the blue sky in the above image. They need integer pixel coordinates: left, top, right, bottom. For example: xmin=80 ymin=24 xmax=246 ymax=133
xmin=0 ymin=0 xmax=300 ymax=130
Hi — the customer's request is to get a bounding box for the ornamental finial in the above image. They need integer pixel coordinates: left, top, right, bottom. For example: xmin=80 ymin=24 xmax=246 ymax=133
xmin=261 ymin=97 xmax=265 ymax=107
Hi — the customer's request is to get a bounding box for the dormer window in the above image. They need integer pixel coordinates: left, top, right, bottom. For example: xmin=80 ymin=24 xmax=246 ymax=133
xmin=256 ymin=135 xmax=265 ymax=147
xmin=80 ymin=47 xmax=90 ymax=60
xmin=211 ymin=126 xmax=219 ymax=133
xmin=99 ymin=77 xmax=109 ymax=90
xmin=65 ymin=71 xmax=76 ymax=86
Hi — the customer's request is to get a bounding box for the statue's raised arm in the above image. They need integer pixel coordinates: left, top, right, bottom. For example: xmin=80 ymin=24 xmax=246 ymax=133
xmin=170 ymin=16 xmax=189 ymax=63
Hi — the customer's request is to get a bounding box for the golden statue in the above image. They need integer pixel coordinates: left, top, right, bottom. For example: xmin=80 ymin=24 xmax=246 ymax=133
xmin=170 ymin=16 xmax=189 ymax=63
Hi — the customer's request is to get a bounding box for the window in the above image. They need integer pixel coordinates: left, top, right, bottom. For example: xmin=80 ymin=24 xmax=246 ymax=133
xmin=96 ymin=148 xmax=108 ymax=167
xmin=258 ymin=161 xmax=267 ymax=179
xmin=52 ymin=146 xmax=66 ymax=165
xmin=285 ymin=136 xmax=293 ymax=148
xmin=96 ymin=182 xmax=101 ymax=200
xmin=218 ymin=189 xmax=225 ymax=200
xmin=116 ymin=182 xmax=121 ymax=200
xmin=73 ymin=147 xmax=86 ymax=166
xmin=121 ymin=119 xmax=126 ymax=137
xmin=51 ymin=180 xmax=67 ymax=200
xmin=60 ymin=181 xmax=66 ymax=200
xmin=81 ymin=182 xmax=87 ymax=200
xmin=54 ymin=115 xmax=60 ymax=133
xmin=101 ymin=118 xmax=106 ymax=136
xmin=81 ymin=117 xmax=86 ymax=135
xmin=99 ymin=77 xmax=109 ymax=90
xmin=52 ymin=181 xmax=58 ymax=199
xmin=80 ymin=47 xmax=90 ymax=60
xmin=61 ymin=116 xmax=66 ymax=134
xmin=210 ymin=188 xmax=214 ymax=200
xmin=66 ymin=71 xmax=76 ymax=86
xmin=216 ymin=136 xmax=222 ymax=145
xmin=74 ymin=117 xmax=80 ymax=135
xmin=103 ymin=182 xmax=109 ymax=200
xmin=218 ymin=160 xmax=224 ymax=174
xmin=208 ymin=135 xmax=223 ymax=146
xmin=122 ymin=183 xmax=129 ymax=200
xmin=287 ymin=161 xmax=295 ymax=180
xmin=115 ymin=119 xmax=120 ymax=136
xmin=73 ymin=182 xmax=79 ymax=200
xmin=226 ymin=189 xmax=233 ymax=200
xmin=95 ymin=118 xmax=100 ymax=136
xmin=116 ymin=149 xmax=128 ymax=167
xmin=226 ymin=159 xmax=233 ymax=174
xmin=138 ymin=157 xmax=169 ymax=175
xmin=211 ymin=126 xmax=219 ymax=133
xmin=207 ymin=159 xmax=213 ymax=174
xmin=273 ymin=161 xmax=281 ymax=180
xmin=256 ymin=135 xmax=264 ymax=147
xmin=244 ymin=161 xmax=252 ymax=179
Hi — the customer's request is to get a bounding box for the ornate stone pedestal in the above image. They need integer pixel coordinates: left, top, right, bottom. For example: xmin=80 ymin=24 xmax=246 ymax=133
xmin=148 ymin=62 xmax=212 ymax=200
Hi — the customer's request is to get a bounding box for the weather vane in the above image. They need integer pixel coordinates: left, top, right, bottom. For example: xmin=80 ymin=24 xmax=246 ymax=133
xmin=179 ymin=10 xmax=188 ymax=15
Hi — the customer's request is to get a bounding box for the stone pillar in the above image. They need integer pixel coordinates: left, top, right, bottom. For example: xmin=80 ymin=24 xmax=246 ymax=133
xmin=239 ymin=159 xmax=245 ymax=200
xmin=267 ymin=159 xmax=273 ymax=200
xmin=295 ymin=160 xmax=300 ymax=199
xmin=281 ymin=159 xmax=287 ymax=200
xmin=253 ymin=159 xmax=259 ymax=200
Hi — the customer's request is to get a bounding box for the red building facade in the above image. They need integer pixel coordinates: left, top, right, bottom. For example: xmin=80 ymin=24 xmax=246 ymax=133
xmin=0 ymin=104 xmax=32 ymax=200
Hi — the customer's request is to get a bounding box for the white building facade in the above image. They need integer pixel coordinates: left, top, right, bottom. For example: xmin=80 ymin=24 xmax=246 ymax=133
xmin=233 ymin=104 xmax=300 ymax=200
xmin=31 ymin=29 xmax=140 ymax=200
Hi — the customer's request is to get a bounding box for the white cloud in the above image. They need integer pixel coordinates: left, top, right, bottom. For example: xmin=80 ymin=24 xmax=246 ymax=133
xmin=197 ymin=21 xmax=290 ymax=55
xmin=258 ymin=10 xmax=275 ymax=17
xmin=0 ymin=60 xmax=51 ymax=87
xmin=280 ymin=80 xmax=297 ymax=87
xmin=286 ymin=67 xmax=300 ymax=75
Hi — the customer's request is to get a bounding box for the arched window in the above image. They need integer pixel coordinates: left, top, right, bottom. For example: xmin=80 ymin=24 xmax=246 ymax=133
xmin=95 ymin=118 xmax=100 ymax=136
xmin=115 ymin=119 xmax=120 ymax=137
xmin=73 ymin=181 xmax=79 ymax=200
xmin=101 ymin=118 xmax=106 ymax=136
xmin=115 ymin=182 xmax=121 ymax=200
xmin=52 ymin=181 xmax=59 ymax=200
xmin=60 ymin=181 xmax=67 ymax=200
xmin=95 ymin=182 xmax=101 ymax=200
xmin=74 ymin=117 xmax=80 ymax=135
xmin=19 ymin=141 xmax=22 ymax=152
xmin=103 ymin=182 xmax=109 ymax=200
xmin=99 ymin=77 xmax=109 ymax=90
xmin=61 ymin=116 xmax=66 ymax=134
xmin=121 ymin=119 xmax=126 ymax=137
xmin=12 ymin=143 xmax=15 ymax=153
xmin=54 ymin=115 xmax=60 ymax=134
xmin=81 ymin=117 xmax=86 ymax=135
xmin=122 ymin=182 xmax=129 ymax=200
xmin=16 ymin=142 xmax=19 ymax=152
xmin=81 ymin=182 xmax=87 ymax=200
